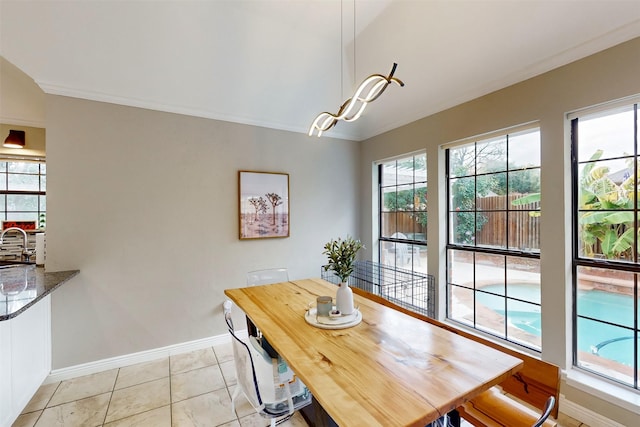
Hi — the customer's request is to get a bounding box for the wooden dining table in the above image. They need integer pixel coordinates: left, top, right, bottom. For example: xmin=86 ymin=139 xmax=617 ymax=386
xmin=224 ymin=278 xmax=523 ymax=427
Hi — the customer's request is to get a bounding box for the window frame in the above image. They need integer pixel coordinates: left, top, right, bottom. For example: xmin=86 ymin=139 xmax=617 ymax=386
xmin=377 ymin=152 xmax=428 ymax=275
xmin=445 ymin=127 xmax=542 ymax=351
xmin=0 ymin=158 xmax=46 ymax=224
xmin=570 ymin=101 xmax=640 ymax=390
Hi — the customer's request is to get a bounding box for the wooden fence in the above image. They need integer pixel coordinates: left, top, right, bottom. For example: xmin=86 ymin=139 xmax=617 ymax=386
xmin=475 ymin=194 xmax=540 ymax=250
xmin=383 ymin=194 xmax=540 ymax=250
xmin=382 ymin=212 xmax=427 ymax=240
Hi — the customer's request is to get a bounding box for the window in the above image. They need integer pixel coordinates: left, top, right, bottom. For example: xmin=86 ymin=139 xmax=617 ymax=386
xmin=0 ymin=160 xmax=46 ymax=225
xmin=571 ymin=99 xmax=639 ymax=389
xmin=446 ymin=128 xmax=541 ymax=350
xmin=378 ymin=153 xmax=427 ymax=274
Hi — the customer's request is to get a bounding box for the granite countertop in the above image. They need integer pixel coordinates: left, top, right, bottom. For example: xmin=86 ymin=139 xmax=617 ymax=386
xmin=0 ymin=265 xmax=79 ymax=321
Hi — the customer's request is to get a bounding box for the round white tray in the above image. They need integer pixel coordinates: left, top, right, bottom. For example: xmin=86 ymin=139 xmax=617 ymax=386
xmin=305 ymin=307 xmax=362 ymax=329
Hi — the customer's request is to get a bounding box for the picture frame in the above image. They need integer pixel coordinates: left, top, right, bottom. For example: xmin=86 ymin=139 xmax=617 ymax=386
xmin=239 ymin=171 xmax=290 ymax=239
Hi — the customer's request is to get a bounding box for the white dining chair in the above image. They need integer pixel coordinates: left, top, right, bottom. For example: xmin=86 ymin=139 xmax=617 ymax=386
xmin=245 ymin=268 xmax=290 ymax=352
xmin=246 ymin=268 xmax=289 ymax=286
xmin=224 ymin=306 xmax=311 ymax=427
xmin=390 ymin=232 xmax=411 ymax=266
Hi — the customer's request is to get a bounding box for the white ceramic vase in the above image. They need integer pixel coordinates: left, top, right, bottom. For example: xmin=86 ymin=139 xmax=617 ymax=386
xmin=336 ymin=281 xmax=354 ymax=315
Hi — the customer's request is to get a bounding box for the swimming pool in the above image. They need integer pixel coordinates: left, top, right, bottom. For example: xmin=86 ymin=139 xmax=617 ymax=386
xmin=476 ymin=284 xmax=636 ymax=367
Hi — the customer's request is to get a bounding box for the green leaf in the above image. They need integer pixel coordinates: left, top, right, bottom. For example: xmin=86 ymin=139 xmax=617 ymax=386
xmin=511 ymin=193 xmax=540 ymax=206
xmin=603 ymin=211 xmax=634 ymax=225
xmin=611 ymin=227 xmax=634 ymax=254
xmin=579 ymin=188 xmax=598 ymax=208
xmin=600 ymin=229 xmax=617 ymax=256
xmin=580 ymin=211 xmax=612 ymax=225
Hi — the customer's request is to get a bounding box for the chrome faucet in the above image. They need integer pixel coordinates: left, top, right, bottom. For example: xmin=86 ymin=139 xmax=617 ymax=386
xmin=0 ymin=227 xmax=34 ymax=262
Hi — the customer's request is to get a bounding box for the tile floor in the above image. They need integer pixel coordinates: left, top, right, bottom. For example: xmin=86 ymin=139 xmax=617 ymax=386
xmin=13 ymin=343 xmax=588 ymax=427
xmin=12 ymin=344 xmax=308 ymax=427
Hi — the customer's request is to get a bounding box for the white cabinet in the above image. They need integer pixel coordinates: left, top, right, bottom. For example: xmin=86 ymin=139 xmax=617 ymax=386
xmin=0 ymin=318 xmax=12 ymax=427
xmin=0 ymin=295 xmax=51 ymax=427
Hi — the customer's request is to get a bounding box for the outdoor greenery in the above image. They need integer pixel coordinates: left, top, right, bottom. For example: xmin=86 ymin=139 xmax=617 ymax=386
xmin=449 ymin=143 xmax=540 ymax=245
xmin=322 ymin=236 xmax=364 ymax=283
xmin=383 ymin=156 xmax=428 ymax=230
xmin=383 ymin=186 xmax=428 ymax=228
xmin=384 ymin=144 xmax=542 ymax=246
xmin=577 ymin=150 xmax=636 ymax=260
xmin=512 ymin=149 xmax=637 ymax=260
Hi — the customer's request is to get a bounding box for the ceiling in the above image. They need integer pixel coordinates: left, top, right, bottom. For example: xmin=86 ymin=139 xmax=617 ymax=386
xmin=1 ymin=1 xmax=640 ymax=141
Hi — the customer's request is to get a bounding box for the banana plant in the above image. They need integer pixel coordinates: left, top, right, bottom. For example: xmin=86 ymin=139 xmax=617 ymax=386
xmin=578 ymin=150 xmax=637 ymax=259
xmin=512 ymin=149 xmax=639 ymax=259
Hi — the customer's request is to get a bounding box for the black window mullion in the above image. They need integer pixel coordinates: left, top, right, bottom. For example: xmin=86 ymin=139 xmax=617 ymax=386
xmin=628 ymin=106 xmax=639 ymax=389
xmin=505 ymin=134 xmax=510 ymax=251
xmin=3 ymin=162 xmax=7 ymax=221
xmin=378 ymin=163 xmax=383 ymax=264
xmin=474 ymin=142 xmax=478 ymax=248
xmin=446 ymin=150 xmax=452 ymax=319
xmin=504 ymin=254 xmax=508 ymax=340
xmin=472 ymin=251 xmax=477 ymax=329
xmin=571 ymin=117 xmax=579 ymax=368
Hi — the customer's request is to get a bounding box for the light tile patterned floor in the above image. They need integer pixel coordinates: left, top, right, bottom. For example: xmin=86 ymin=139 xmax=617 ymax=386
xmin=12 ymin=344 xmax=308 ymax=427
xmin=13 ymin=343 xmax=587 ymax=427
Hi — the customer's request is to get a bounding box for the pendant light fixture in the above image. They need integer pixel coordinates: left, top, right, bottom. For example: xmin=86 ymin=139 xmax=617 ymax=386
xmin=3 ymin=130 xmax=25 ymax=149
xmin=308 ymin=63 xmax=404 ymax=137
xmin=308 ymin=1 xmax=404 ymax=137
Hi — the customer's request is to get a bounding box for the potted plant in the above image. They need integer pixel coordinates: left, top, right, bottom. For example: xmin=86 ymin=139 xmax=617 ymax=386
xmin=322 ymin=236 xmax=363 ymax=315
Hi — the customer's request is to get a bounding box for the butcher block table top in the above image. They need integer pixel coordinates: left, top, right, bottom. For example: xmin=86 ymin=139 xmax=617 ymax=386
xmin=225 ymin=278 xmax=523 ymax=427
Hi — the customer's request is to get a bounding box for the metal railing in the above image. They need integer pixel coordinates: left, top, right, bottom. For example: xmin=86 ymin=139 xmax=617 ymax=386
xmin=321 ymin=260 xmax=435 ymax=319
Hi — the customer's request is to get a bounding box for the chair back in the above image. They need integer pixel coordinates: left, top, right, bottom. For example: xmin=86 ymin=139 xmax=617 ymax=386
xmin=390 ymin=232 xmax=410 ymax=265
xmin=225 ymin=312 xmax=264 ymax=411
xmin=225 ymin=310 xmax=311 ymax=416
xmin=247 ymin=268 xmax=289 ymax=286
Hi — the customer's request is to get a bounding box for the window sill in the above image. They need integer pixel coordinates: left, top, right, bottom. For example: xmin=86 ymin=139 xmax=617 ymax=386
xmin=441 ymin=318 xmax=541 ymax=358
xmin=564 ymin=367 xmax=640 ymax=415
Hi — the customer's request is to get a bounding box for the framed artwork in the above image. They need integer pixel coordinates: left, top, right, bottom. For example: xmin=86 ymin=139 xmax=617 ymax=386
xmin=239 ymin=171 xmax=290 ymax=239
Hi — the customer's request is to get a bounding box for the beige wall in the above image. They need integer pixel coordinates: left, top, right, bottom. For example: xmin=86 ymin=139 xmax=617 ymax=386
xmin=0 ymin=56 xmax=46 ymax=157
xmin=45 ymin=95 xmax=360 ymax=368
xmin=0 ymin=56 xmax=46 ymax=127
xmin=358 ymin=37 xmax=640 ymax=425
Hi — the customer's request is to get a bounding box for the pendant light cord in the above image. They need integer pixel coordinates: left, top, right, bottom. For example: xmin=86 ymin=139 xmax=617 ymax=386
xmin=340 ymin=0 xmax=357 ymax=98
xmin=353 ymin=0 xmax=356 ymax=88
xmin=340 ymin=0 xmax=343 ymax=100
xmin=340 ymin=0 xmax=357 ymax=97
xmin=308 ymin=0 xmax=404 ymax=137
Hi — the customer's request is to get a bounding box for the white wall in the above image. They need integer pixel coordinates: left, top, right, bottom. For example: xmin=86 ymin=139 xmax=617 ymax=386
xmin=358 ymin=37 xmax=640 ymax=426
xmin=45 ymin=95 xmax=360 ymax=368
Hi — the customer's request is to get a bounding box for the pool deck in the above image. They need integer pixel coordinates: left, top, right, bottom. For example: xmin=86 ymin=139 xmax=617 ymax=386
xmin=578 ymin=271 xmax=635 ymax=295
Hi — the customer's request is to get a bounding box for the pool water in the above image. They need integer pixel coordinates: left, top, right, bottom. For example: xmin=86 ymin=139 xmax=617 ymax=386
xmin=476 ymin=284 xmax=636 ymax=366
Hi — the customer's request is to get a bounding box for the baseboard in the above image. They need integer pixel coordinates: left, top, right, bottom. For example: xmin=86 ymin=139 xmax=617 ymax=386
xmin=559 ymin=394 xmax=626 ymax=427
xmin=45 ymin=331 xmax=246 ymax=384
